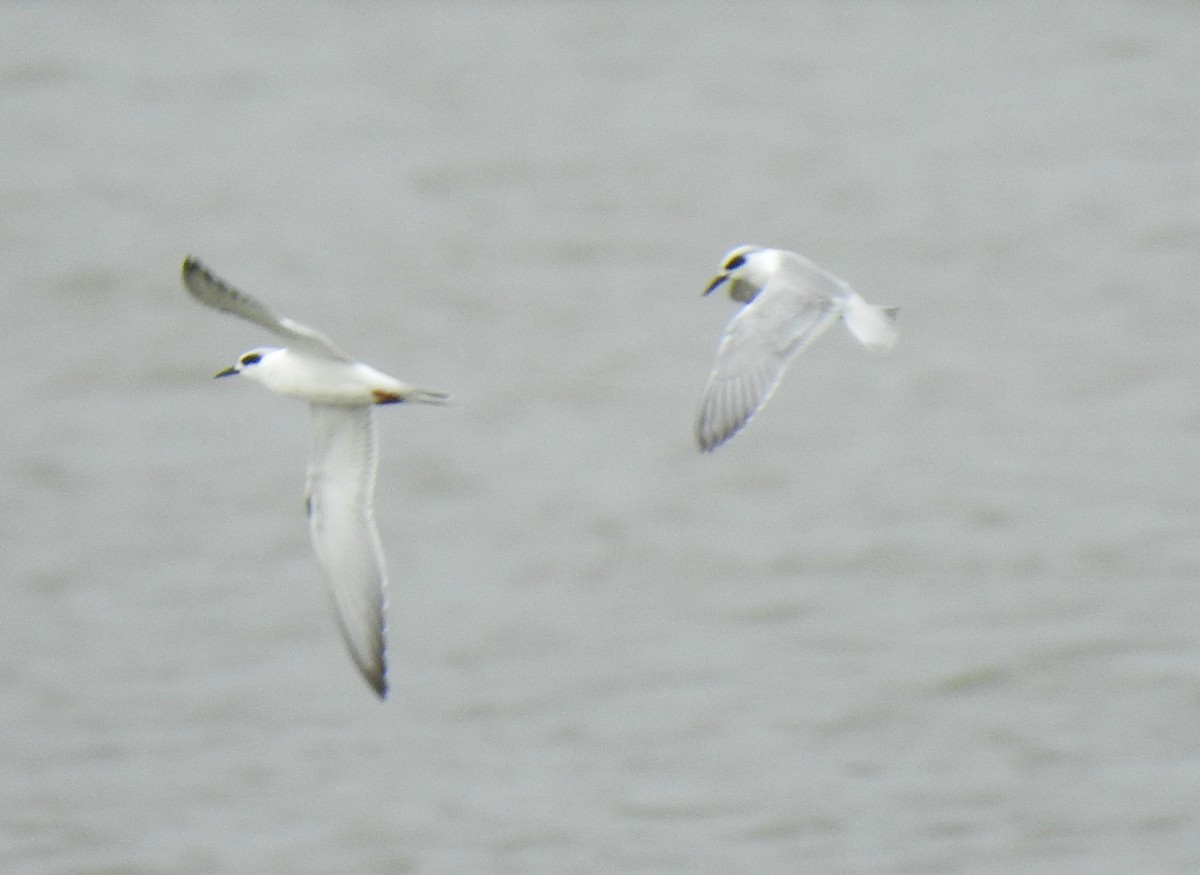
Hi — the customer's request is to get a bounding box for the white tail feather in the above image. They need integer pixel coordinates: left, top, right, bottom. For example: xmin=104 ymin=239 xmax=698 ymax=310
xmin=842 ymin=295 xmax=899 ymax=353
xmin=405 ymin=387 xmax=451 ymax=405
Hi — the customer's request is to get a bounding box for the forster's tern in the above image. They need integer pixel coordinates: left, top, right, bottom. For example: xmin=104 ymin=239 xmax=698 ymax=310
xmin=182 ymin=256 xmax=448 ymax=698
xmin=696 ymin=245 xmax=898 ymax=451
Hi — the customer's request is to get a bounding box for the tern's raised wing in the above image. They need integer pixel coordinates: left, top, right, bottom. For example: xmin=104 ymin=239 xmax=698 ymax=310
xmin=696 ymin=263 xmax=842 ymax=451
xmin=182 ymin=256 xmax=350 ymax=361
xmin=305 ymin=404 xmax=388 ymax=698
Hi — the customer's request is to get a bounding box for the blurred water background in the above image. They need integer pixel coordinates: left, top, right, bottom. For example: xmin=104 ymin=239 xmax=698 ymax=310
xmin=2 ymin=2 xmax=1199 ymax=872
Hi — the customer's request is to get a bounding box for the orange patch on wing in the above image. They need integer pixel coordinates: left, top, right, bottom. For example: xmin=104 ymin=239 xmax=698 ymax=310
xmin=372 ymin=389 xmax=403 ymax=404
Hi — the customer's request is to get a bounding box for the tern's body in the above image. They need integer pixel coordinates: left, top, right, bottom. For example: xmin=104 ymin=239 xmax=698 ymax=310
xmin=182 ymin=256 xmax=447 ymax=698
xmin=222 ymin=347 xmax=423 ymax=406
xmin=696 ymin=245 xmax=898 ymax=451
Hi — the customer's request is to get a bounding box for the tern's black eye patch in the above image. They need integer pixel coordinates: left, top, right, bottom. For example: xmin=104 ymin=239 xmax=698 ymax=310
xmin=240 ymin=352 xmax=263 ymax=366
xmin=724 ymin=253 xmax=746 ymax=271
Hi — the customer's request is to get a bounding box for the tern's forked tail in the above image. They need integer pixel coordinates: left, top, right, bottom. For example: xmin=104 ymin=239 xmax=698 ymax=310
xmin=842 ymin=294 xmax=899 ymax=354
xmin=375 ymin=386 xmax=451 ymax=406
xmin=409 ymin=388 xmax=451 ymax=405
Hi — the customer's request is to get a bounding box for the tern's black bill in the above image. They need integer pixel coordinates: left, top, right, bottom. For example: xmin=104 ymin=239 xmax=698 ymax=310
xmin=703 ymin=273 xmax=728 ymax=295
xmin=214 ymin=366 xmax=239 ymax=378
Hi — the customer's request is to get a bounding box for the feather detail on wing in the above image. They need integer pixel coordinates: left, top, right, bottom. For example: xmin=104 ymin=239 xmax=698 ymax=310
xmin=182 ymin=256 xmax=351 ymax=361
xmin=305 ymin=404 xmax=388 ymax=698
xmin=696 ymin=267 xmax=840 ymax=451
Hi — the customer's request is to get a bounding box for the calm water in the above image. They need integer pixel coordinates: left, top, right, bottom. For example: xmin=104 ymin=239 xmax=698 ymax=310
xmin=3 ymin=2 xmax=1200 ymax=872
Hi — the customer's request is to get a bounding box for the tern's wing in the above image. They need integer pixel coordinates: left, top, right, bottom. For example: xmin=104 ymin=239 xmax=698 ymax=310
xmin=696 ymin=264 xmax=842 ymax=451
xmin=182 ymin=256 xmax=350 ymax=361
xmin=305 ymin=404 xmax=388 ymax=698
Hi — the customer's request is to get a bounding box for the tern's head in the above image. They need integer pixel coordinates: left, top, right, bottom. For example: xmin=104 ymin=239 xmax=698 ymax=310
xmin=703 ymin=245 xmax=775 ymax=303
xmin=214 ymin=347 xmax=283 ymax=380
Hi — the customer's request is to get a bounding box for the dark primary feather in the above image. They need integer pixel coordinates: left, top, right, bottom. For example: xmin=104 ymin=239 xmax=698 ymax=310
xmin=181 ymin=256 xmax=351 ymax=361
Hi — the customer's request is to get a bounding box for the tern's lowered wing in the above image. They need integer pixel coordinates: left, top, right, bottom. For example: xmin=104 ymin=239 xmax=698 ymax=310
xmin=696 ymin=259 xmax=842 ymax=451
xmin=305 ymin=404 xmax=388 ymax=698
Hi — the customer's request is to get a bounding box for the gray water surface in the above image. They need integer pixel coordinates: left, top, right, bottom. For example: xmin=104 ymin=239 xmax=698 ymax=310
xmin=3 ymin=3 xmax=1200 ymax=872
